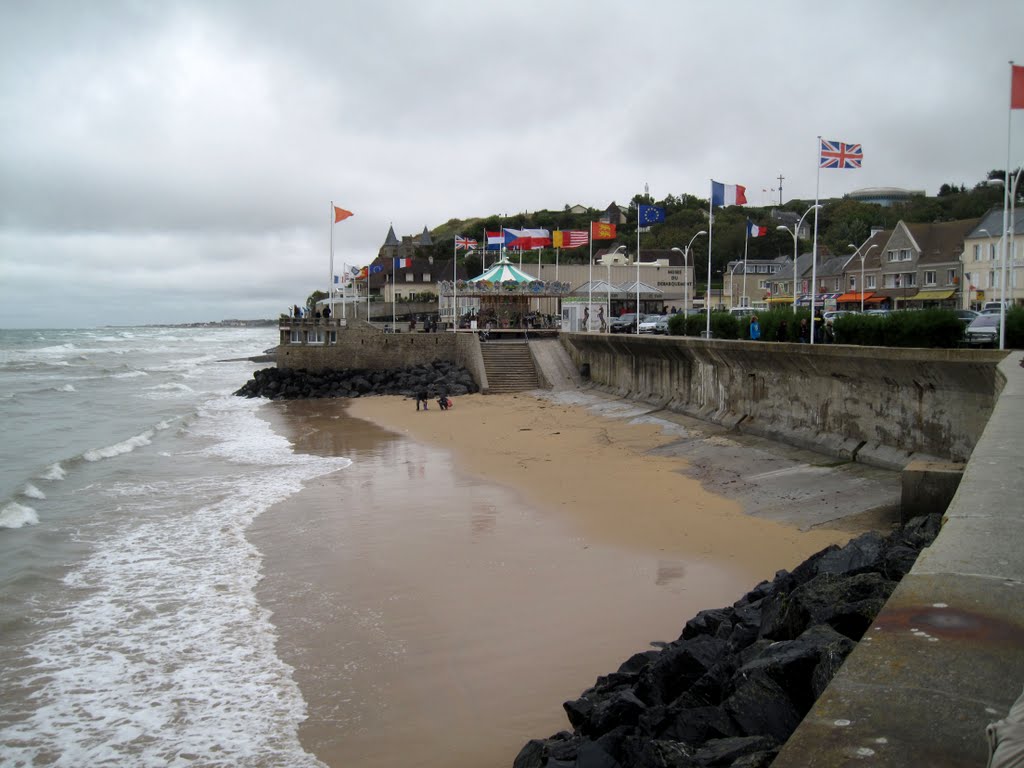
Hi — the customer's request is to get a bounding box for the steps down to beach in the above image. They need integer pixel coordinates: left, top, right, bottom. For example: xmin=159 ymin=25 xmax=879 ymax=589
xmin=480 ymin=341 xmax=539 ymax=393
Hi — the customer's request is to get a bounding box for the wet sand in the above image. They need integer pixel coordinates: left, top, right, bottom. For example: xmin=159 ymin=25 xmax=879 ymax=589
xmin=251 ymin=394 xmax=869 ymax=768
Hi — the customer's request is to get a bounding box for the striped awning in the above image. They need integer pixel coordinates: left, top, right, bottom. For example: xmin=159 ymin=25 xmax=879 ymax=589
xmin=470 ymin=258 xmax=536 ymax=284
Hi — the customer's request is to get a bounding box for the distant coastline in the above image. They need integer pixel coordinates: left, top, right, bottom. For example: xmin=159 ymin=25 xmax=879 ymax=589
xmin=123 ymin=319 xmax=278 ymax=329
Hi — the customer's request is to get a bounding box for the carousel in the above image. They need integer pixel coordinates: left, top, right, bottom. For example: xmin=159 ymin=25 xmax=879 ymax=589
xmin=437 ymin=257 xmax=572 ymax=330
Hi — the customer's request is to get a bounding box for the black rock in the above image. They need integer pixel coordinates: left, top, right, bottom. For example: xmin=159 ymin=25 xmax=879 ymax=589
xmin=692 ymin=736 xmax=779 ymax=767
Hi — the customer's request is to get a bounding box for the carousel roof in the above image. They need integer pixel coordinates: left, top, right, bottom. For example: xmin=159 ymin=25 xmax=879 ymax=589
xmin=470 ymin=257 xmax=537 ymax=284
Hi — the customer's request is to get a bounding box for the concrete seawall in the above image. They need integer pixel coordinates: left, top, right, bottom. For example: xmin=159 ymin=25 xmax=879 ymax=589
xmin=560 ymin=334 xmax=1008 ymax=468
xmin=773 ymin=349 xmax=1024 ymax=767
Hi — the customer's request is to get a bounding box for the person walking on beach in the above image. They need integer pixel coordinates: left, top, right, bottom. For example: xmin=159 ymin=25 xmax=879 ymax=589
xmin=416 ymin=390 xmax=428 ymax=410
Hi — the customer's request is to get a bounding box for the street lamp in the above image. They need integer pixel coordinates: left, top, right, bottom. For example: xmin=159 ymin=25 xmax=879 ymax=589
xmin=728 ymin=262 xmax=743 ymax=308
xmin=608 ymin=245 xmax=626 ymax=329
xmin=848 ymin=242 xmax=879 ymax=313
xmin=671 ymin=230 xmax=707 ymax=317
xmin=776 ymin=204 xmax=822 ymax=314
xmin=987 ymin=167 xmax=1023 ymax=349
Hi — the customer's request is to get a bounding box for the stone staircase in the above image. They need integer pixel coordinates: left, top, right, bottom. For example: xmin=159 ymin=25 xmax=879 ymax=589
xmin=480 ymin=341 xmax=540 ymax=393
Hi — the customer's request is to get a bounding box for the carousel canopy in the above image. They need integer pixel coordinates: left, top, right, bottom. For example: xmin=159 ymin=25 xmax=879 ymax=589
xmin=470 ymin=258 xmax=537 ymax=284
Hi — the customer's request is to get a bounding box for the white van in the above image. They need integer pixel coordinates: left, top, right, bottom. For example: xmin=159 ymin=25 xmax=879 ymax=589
xmin=981 ymin=300 xmax=1010 ymax=314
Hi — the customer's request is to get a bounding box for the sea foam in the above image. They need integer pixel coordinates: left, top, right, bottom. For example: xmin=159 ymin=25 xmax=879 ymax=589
xmin=0 ymin=502 xmax=39 ymax=528
xmin=21 ymin=484 xmax=46 ymax=500
xmin=82 ymin=431 xmax=154 ymax=462
xmin=40 ymin=463 xmax=66 ymax=480
xmin=0 ymin=396 xmax=342 ymax=765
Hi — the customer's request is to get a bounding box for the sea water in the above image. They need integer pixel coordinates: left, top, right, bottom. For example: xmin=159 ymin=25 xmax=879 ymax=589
xmin=0 ymin=326 xmax=347 ymax=767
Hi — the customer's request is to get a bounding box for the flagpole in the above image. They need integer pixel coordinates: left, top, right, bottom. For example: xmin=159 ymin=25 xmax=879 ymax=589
xmin=392 ymin=259 xmax=396 ymax=331
xmin=636 ymin=216 xmax=641 ymax=333
xmin=329 ymin=201 xmax=335 ymax=318
xmin=742 ymin=224 xmax=749 ymax=308
xmin=452 ymin=239 xmax=457 ymax=333
xmin=588 ymin=223 xmax=593 ymax=333
xmin=1000 ymin=59 xmax=1015 ymax=350
xmin=811 ymin=136 xmax=822 ymax=345
xmin=706 ymin=184 xmax=714 ymax=338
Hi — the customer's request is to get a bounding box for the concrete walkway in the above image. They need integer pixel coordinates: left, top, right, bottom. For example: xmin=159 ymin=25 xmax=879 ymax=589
xmin=773 ymin=351 xmax=1024 ymax=767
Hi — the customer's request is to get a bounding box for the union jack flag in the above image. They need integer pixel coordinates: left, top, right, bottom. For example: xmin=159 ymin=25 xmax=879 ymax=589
xmin=454 ymin=235 xmax=478 ymax=251
xmin=819 ymin=139 xmax=863 ymax=169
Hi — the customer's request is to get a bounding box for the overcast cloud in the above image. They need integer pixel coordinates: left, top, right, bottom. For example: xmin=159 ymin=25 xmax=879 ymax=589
xmin=1 ymin=0 xmax=1021 ymax=327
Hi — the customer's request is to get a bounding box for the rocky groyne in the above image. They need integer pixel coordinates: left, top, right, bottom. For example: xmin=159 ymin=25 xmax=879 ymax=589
xmin=233 ymin=360 xmax=479 ymax=400
xmin=515 ymin=515 xmax=942 ymax=768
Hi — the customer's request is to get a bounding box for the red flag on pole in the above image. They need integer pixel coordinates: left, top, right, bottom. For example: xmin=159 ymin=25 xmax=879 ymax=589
xmin=334 ymin=206 xmax=354 ymax=223
xmin=1012 ymin=64 xmax=1024 ymax=109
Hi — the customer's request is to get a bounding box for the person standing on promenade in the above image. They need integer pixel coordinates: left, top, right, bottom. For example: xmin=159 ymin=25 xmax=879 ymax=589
xmin=798 ymin=318 xmax=810 ymax=343
xmin=749 ymin=315 xmax=761 ymax=341
xmin=776 ymin=318 xmax=788 ymax=342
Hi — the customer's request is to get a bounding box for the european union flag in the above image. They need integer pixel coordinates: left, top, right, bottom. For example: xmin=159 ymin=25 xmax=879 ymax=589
xmin=638 ymin=205 xmax=666 ymax=225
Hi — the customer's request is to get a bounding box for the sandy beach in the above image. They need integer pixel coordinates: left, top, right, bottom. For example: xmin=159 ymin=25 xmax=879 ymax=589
xmin=250 ymin=392 xmax=881 ymax=768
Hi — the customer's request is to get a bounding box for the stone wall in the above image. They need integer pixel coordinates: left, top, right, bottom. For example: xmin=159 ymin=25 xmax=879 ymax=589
xmin=276 ymin=327 xmax=458 ymax=372
xmin=560 ymin=334 xmax=1008 ymax=467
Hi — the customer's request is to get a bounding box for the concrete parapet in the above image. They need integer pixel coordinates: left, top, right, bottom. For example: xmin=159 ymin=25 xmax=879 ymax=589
xmin=562 ymin=333 xmax=1008 ymax=464
xmin=900 ymin=459 xmax=965 ymax=524
xmin=773 ymin=351 xmax=1024 ymax=768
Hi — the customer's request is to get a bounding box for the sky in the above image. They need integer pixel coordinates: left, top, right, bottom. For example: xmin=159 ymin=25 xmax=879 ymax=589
xmin=1 ymin=0 xmax=1022 ymax=328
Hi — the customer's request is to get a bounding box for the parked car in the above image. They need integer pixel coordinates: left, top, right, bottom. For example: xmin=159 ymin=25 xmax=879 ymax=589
xmin=638 ymin=314 xmax=667 ymax=334
xmin=964 ymin=314 xmax=1000 ymax=346
xmin=954 ymin=309 xmax=979 ymax=326
xmin=609 ymin=313 xmax=640 ymax=333
xmin=823 ymin=310 xmax=852 ymax=321
xmin=864 ymin=309 xmax=891 ymax=316
xmin=982 ymin=300 xmax=1010 ymax=313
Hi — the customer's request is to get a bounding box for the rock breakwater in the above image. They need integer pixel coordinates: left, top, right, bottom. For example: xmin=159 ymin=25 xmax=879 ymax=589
xmin=234 ymin=361 xmax=479 ymax=400
xmin=515 ymin=514 xmax=942 ymax=768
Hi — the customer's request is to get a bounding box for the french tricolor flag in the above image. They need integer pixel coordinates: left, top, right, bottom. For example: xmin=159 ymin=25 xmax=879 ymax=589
xmin=747 ymin=220 xmax=767 ymax=238
xmin=394 ymin=257 xmax=412 ymax=268
xmin=711 ymin=180 xmax=747 ymax=207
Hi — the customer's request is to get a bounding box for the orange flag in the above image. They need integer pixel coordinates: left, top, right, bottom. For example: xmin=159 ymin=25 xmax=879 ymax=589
xmin=1012 ymin=64 xmax=1024 ymax=110
xmin=334 ymin=206 xmax=354 ymax=223
xmin=591 ymin=221 xmax=616 ymax=240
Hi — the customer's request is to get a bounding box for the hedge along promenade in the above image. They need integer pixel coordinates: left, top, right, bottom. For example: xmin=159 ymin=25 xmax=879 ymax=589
xmin=670 ymin=307 xmax=1024 ymax=348
xmin=561 ymin=334 xmax=1008 ymax=468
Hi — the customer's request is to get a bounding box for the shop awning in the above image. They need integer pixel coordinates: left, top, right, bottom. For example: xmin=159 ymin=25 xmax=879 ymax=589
xmin=865 ymin=296 xmax=887 ymax=304
xmin=765 ymin=296 xmax=794 ymax=303
xmin=907 ymin=289 xmax=955 ymax=301
xmin=835 ymin=291 xmax=871 ymax=303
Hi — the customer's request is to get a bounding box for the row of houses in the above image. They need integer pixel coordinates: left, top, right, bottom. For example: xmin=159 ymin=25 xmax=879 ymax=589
xmin=342 ymin=207 xmax=1023 ymax=313
xmin=726 ymin=207 xmax=1023 ymax=311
